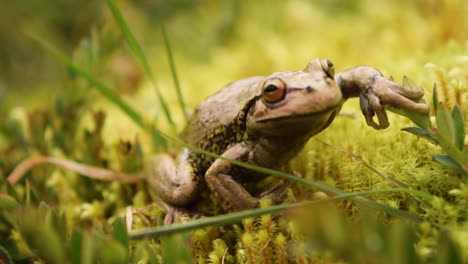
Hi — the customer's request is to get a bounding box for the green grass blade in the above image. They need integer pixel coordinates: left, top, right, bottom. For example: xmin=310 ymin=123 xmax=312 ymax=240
xmin=29 ymin=34 xmax=145 ymax=129
xmin=129 ymin=188 xmax=430 ymax=239
xmin=106 ymin=0 xmax=176 ymax=131
xmin=150 ymin=128 xmax=428 ymax=221
xmin=161 ymin=22 xmax=188 ymax=121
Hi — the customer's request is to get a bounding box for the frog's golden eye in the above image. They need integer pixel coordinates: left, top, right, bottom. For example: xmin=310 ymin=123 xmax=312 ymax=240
xmin=320 ymin=59 xmax=335 ymax=78
xmin=262 ymin=78 xmax=286 ymax=103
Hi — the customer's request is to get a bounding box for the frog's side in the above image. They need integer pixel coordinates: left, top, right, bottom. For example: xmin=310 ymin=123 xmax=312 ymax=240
xmin=146 ymin=58 xmax=428 ymax=213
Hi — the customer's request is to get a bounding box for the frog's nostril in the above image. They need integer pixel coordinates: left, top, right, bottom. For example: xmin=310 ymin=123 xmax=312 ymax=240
xmin=305 ymin=86 xmax=315 ymax=92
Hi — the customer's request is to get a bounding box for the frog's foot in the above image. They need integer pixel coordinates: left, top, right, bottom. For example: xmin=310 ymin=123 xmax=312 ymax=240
xmin=258 ymin=180 xmax=292 ymax=204
xmin=163 ymin=205 xmax=192 ymax=225
xmin=146 ymin=150 xmax=202 ymax=207
xmin=360 ymin=75 xmax=429 ymax=129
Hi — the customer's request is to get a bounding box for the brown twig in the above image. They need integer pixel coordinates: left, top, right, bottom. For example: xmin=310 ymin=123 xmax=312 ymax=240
xmin=7 ymin=156 xmax=143 ymax=185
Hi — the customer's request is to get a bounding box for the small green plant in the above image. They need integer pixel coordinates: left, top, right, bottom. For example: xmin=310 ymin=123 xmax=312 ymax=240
xmin=399 ymin=80 xmax=467 ymax=176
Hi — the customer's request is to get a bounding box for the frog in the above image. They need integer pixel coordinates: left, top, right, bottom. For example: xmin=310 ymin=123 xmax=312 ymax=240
xmin=144 ymin=58 xmax=429 ymax=214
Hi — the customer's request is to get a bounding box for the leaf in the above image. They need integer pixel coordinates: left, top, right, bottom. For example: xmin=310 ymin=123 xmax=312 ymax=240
xmin=161 ymin=235 xmax=192 ymax=264
xmin=19 ymin=221 xmax=65 ymax=263
xmin=0 ymin=193 xmax=19 ymax=211
xmin=389 ymin=106 xmax=432 ymax=131
xmin=97 ymin=238 xmax=128 ymax=264
xmin=80 ymin=233 xmax=94 ymax=264
xmin=432 ymin=84 xmax=438 ymax=112
xmin=28 ymin=189 xmax=39 ymax=207
xmin=433 ymin=154 xmax=467 ymax=176
xmin=401 ymin=127 xmax=438 ymax=143
xmin=451 ymin=105 xmax=465 ymax=151
xmin=436 ymin=134 xmax=465 ymax=169
xmin=435 ymin=103 xmax=465 ymax=166
xmin=5 ymin=182 xmax=19 ymax=202
xmin=387 ymin=222 xmax=418 ymax=264
xmin=436 ymin=233 xmax=463 ymax=264
xmin=130 ymin=241 xmax=160 ymax=264
xmin=0 ymin=245 xmax=13 ymax=264
xmin=46 ymin=210 xmax=68 ymax=242
xmin=435 ymin=103 xmax=455 ymax=143
xmin=70 ymin=231 xmax=82 ymax=264
xmin=112 ymin=218 xmax=129 ymax=249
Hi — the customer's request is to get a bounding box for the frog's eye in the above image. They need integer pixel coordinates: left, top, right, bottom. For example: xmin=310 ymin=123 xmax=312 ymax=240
xmin=320 ymin=59 xmax=335 ymax=78
xmin=262 ymin=78 xmax=286 ymax=103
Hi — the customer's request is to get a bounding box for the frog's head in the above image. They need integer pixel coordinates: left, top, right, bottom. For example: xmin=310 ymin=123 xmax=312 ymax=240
xmin=247 ymin=58 xmax=343 ymax=137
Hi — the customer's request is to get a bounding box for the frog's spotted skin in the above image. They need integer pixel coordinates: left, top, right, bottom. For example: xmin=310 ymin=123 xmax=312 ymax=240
xmin=182 ymin=77 xmax=262 ymax=176
xmin=146 ymin=58 xmax=429 ymax=216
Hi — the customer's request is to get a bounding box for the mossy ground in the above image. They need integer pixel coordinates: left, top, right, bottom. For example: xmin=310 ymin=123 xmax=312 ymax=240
xmin=0 ymin=0 xmax=467 ymax=263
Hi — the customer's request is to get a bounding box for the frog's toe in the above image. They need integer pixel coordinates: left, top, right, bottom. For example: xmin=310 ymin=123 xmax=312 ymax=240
xmin=360 ymin=93 xmax=389 ymax=129
xmin=384 ymin=90 xmax=430 ymax=113
xmin=391 ymin=82 xmax=425 ymax=99
xmin=376 ymin=77 xmax=424 ymax=100
xmin=364 ymin=112 xmax=388 ymax=129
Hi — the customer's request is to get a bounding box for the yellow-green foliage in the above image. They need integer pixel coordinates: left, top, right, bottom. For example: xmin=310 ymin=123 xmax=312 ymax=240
xmin=0 ymin=0 xmax=467 ymax=263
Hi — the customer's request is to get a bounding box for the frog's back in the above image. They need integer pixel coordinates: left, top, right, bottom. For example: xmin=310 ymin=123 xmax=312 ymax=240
xmin=181 ymin=76 xmax=263 ymax=173
xmin=183 ymin=76 xmax=263 ymax=147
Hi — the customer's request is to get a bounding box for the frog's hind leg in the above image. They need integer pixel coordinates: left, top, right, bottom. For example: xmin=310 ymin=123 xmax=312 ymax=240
xmin=146 ymin=149 xmax=202 ymax=208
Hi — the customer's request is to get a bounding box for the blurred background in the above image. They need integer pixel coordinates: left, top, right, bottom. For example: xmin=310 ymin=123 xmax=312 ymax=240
xmin=1 ymin=0 xmax=466 ymax=108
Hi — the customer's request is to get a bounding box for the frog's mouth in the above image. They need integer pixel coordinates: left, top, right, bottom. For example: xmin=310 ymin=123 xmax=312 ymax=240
xmin=254 ymin=104 xmax=339 ymax=124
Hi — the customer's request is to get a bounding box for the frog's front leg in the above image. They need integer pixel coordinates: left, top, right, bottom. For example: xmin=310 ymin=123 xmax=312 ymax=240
xmin=336 ymin=66 xmax=429 ymax=129
xmin=205 ymin=143 xmax=259 ymax=211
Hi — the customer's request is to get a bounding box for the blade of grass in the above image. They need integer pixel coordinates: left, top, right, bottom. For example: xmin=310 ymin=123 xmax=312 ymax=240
xmin=28 ymin=34 xmax=145 ymax=129
xmin=31 ymin=34 xmax=423 ymax=222
xmin=149 ymin=129 xmax=427 ymax=220
xmin=129 ymin=188 xmax=432 ymax=239
xmin=28 ymin=33 xmax=169 ymax=149
xmin=161 ymin=22 xmax=188 ymax=121
xmin=106 ymin=0 xmax=176 ymax=131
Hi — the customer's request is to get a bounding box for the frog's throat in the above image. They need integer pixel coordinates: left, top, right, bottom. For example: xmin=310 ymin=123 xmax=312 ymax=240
xmin=254 ymin=105 xmax=338 ymax=124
